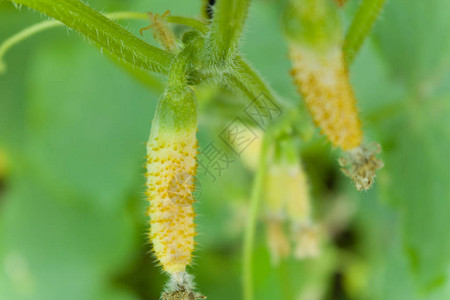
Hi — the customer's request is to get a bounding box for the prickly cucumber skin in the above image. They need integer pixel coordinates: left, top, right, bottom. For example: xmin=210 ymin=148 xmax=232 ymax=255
xmin=290 ymin=46 xmax=362 ymax=150
xmin=146 ymin=87 xmax=198 ymax=274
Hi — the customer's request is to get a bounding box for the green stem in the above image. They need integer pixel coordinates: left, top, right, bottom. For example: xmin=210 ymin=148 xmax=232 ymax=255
xmin=106 ymin=11 xmax=147 ymax=20
xmin=167 ymin=33 xmax=207 ymax=89
xmin=225 ymin=65 xmax=300 ymax=135
xmin=233 ymin=58 xmax=275 ymax=99
xmin=343 ymin=0 xmax=387 ymax=64
xmin=168 ymin=54 xmax=189 ymax=88
xmin=230 ymin=57 xmax=306 ymax=300
xmin=225 ymin=57 xmax=291 ymax=110
xmin=0 ymin=11 xmax=206 ymax=90
xmin=166 ymin=16 xmax=207 ymax=33
xmin=243 ymin=131 xmax=271 ymax=300
xmin=0 ymin=11 xmax=146 ymax=73
xmin=0 ymin=20 xmax=59 ymax=73
xmin=11 ymin=0 xmax=173 ymax=73
xmin=205 ymin=0 xmax=252 ymax=67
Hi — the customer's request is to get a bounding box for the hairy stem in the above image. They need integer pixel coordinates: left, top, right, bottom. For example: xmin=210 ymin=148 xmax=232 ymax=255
xmin=0 ymin=12 xmax=146 ymax=73
xmin=10 ymin=0 xmax=173 ymax=73
xmin=166 ymin=16 xmax=207 ymax=33
xmin=0 ymin=11 xmax=167 ymax=91
xmin=205 ymin=0 xmax=251 ymax=67
xmin=224 ymin=57 xmax=291 ymax=113
xmin=0 ymin=11 xmax=206 ymax=89
xmin=344 ymin=0 xmax=387 ymax=64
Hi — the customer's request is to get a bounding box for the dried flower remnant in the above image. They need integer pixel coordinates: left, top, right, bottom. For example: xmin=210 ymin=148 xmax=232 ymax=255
xmin=162 ymin=272 xmax=206 ymax=300
xmin=339 ymin=142 xmax=384 ymax=191
xmin=140 ymin=10 xmax=178 ymax=53
xmin=284 ymin=0 xmax=383 ymax=190
xmin=146 ymin=84 xmax=204 ymax=299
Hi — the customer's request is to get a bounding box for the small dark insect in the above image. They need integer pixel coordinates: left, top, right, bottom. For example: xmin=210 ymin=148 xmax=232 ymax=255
xmin=205 ymin=0 xmax=216 ymax=19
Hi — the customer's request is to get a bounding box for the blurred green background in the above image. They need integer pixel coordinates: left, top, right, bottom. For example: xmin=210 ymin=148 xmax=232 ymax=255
xmin=0 ymin=0 xmax=449 ymax=299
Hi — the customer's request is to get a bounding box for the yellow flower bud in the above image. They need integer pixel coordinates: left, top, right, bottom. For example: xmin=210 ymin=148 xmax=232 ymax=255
xmin=285 ymin=163 xmax=311 ymax=223
xmin=285 ymin=162 xmax=320 ymax=259
xmin=265 ymin=163 xmax=290 ymax=219
xmin=240 ymin=128 xmax=263 ymax=172
xmin=264 ymin=141 xmax=320 ymax=262
xmin=264 ymin=163 xmax=292 ymax=265
xmin=266 ymin=219 xmax=291 ymax=266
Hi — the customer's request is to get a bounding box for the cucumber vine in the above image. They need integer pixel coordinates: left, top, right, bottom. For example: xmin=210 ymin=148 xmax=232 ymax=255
xmin=1 ymin=0 xmax=387 ymax=299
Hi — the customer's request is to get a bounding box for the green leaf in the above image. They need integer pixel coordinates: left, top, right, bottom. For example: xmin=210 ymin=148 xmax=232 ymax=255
xmin=11 ymin=0 xmax=174 ymax=73
xmin=0 ymin=174 xmax=138 ymax=300
xmin=382 ymin=97 xmax=450 ymax=291
xmin=374 ymin=0 xmax=450 ymax=91
xmin=21 ymin=37 xmax=159 ymax=211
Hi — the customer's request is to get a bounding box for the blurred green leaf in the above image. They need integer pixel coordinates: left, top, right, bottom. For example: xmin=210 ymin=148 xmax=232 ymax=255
xmin=381 ymin=96 xmax=450 ymax=293
xmin=23 ymin=36 xmax=158 ymax=211
xmin=0 ymin=173 xmax=138 ymax=300
xmin=374 ymin=0 xmax=450 ymax=92
xmin=0 ymin=29 xmax=159 ymax=299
